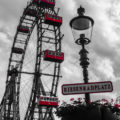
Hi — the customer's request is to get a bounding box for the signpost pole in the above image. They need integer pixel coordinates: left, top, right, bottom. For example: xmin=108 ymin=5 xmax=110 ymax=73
xmin=79 ymin=35 xmax=90 ymax=104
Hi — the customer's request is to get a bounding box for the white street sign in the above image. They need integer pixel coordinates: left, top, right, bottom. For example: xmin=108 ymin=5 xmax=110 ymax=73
xmin=62 ymin=81 xmax=113 ymax=95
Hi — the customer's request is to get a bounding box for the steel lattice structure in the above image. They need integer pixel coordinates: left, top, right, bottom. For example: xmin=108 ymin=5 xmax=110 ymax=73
xmin=0 ymin=0 xmax=64 ymax=120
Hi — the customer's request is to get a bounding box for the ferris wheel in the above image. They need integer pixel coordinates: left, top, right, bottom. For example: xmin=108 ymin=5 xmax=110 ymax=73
xmin=0 ymin=0 xmax=64 ymax=120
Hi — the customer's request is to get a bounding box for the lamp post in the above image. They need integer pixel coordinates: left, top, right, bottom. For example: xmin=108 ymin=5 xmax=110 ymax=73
xmin=70 ymin=6 xmax=94 ymax=104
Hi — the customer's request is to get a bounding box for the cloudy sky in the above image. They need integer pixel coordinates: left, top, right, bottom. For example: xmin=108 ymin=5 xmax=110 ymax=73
xmin=0 ymin=0 xmax=120 ymax=117
xmin=57 ymin=0 xmax=120 ymax=102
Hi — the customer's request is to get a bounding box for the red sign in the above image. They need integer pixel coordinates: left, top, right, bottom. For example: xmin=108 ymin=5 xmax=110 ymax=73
xmin=62 ymin=81 xmax=113 ymax=95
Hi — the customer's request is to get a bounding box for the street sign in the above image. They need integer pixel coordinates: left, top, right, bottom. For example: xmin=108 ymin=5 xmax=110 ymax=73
xmin=62 ymin=81 xmax=113 ymax=95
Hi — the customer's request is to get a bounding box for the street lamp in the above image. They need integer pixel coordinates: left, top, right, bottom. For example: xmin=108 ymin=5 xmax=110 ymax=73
xmin=70 ymin=6 xmax=94 ymax=104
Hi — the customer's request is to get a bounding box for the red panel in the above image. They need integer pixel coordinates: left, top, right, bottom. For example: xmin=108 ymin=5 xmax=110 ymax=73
xmin=33 ymin=0 xmax=55 ymax=8
xmin=45 ymin=14 xmax=62 ymax=26
xmin=44 ymin=50 xmax=64 ymax=63
xmin=39 ymin=96 xmax=58 ymax=107
xmin=46 ymin=14 xmax=62 ymax=23
xmin=18 ymin=26 xmax=29 ymax=33
xmin=40 ymin=101 xmax=58 ymax=107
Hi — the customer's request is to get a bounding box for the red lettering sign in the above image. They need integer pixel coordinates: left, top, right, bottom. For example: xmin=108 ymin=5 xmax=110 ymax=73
xmin=62 ymin=81 xmax=113 ymax=95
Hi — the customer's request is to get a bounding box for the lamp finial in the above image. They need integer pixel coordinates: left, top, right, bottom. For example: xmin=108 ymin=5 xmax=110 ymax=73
xmin=77 ymin=6 xmax=85 ymax=16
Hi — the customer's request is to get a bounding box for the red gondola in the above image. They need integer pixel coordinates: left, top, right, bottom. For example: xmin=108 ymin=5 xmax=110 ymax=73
xmin=39 ymin=96 xmax=58 ymax=107
xmin=12 ymin=47 xmax=24 ymax=54
xmin=25 ymin=8 xmax=37 ymax=17
xmin=45 ymin=13 xmax=62 ymax=26
xmin=33 ymin=0 xmax=55 ymax=8
xmin=18 ymin=26 xmax=30 ymax=33
xmin=44 ymin=50 xmax=64 ymax=63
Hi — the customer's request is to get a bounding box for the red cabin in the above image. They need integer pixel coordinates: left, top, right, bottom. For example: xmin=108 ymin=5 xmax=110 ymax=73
xmin=12 ymin=47 xmax=24 ymax=54
xmin=33 ymin=0 xmax=55 ymax=8
xmin=25 ymin=8 xmax=37 ymax=17
xmin=45 ymin=13 xmax=62 ymax=26
xmin=18 ymin=26 xmax=30 ymax=33
xmin=40 ymin=96 xmax=58 ymax=107
xmin=44 ymin=50 xmax=64 ymax=63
